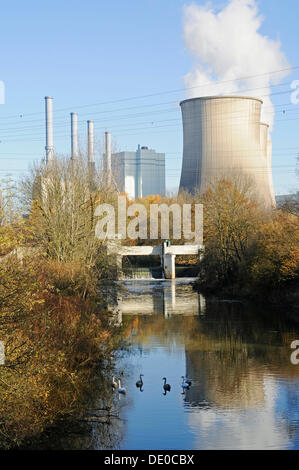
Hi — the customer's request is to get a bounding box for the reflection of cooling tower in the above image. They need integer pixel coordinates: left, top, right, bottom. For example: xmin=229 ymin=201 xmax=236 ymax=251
xmin=179 ymin=96 xmax=276 ymax=209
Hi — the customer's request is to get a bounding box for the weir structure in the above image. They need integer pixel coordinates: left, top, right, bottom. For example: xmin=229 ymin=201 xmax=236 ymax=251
xmin=179 ymin=96 xmax=276 ymax=209
xmin=107 ymin=241 xmax=204 ymax=280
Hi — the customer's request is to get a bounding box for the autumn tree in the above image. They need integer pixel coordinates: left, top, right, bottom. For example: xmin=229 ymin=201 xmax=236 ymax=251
xmin=197 ymin=177 xmax=266 ymax=290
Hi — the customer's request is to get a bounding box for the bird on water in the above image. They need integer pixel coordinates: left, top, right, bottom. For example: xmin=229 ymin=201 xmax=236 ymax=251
xmin=136 ymin=374 xmax=144 ymax=388
xmin=163 ymin=377 xmax=171 ymax=394
xmin=181 ymin=376 xmax=192 ymax=387
xmin=117 ymin=380 xmax=126 ymax=395
xmin=112 ymin=376 xmax=118 ymax=389
xmin=181 ymin=377 xmax=190 ymax=390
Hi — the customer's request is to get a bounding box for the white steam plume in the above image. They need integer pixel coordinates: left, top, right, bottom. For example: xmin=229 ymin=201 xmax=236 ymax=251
xmin=183 ymin=0 xmax=290 ymax=129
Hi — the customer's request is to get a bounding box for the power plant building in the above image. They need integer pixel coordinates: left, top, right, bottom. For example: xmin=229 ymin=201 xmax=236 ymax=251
xmin=112 ymin=145 xmax=165 ymax=199
xmin=179 ymin=96 xmax=276 ymax=209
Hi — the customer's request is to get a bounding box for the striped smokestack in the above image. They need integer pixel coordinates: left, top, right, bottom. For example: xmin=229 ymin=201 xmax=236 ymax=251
xmin=87 ymin=120 xmax=94 ymax=166
xmin=105 ymin=131 xmax=111 ymax=186
xmin=70 ymin=112 xmax=78 ymax=160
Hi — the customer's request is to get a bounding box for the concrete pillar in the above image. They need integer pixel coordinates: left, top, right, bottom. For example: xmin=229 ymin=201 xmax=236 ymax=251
xmin=163 ymin=253 xmax=175 ymax=279
xmin=162 ymin=241 xmax=176 ymax=279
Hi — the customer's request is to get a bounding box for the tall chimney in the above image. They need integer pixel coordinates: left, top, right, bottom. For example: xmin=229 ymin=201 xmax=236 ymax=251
xmin=87 ymin=120 xmax=94 ymax=165
xmin=105 ymin=131 xmax=111 ymax=186
xmin=45 ymin=96 xmax=54 ymax=163
xmin=70 ymin=112 xmax=78 ymax=160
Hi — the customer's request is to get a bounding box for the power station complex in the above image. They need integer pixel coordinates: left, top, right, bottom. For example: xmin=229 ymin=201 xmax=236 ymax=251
xmin=112 ymin=145 xmax=165 ymax=199
xmin=43 ymin=95 xmax=276 ymax=208
xmin=179 ymin=96 xmax=276 ymax=209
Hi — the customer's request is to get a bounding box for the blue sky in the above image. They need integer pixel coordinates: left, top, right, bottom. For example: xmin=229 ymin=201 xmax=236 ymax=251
xmin=0 ymin=0 xmax=298 ymax=194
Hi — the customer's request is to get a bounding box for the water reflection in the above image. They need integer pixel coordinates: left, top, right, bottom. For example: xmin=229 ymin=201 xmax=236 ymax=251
xmin=26 ymin=280 xmax=299 ymax=449
xmin=114 ymin=280 xmax=299 ymax=450
xmin=111 ymin=278 xmax=206 ymax=320
xmin=20 ymin=374 xmax=127 ymax=450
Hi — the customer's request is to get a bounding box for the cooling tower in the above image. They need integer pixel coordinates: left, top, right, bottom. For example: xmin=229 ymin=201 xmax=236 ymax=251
xmin=179 ymin=96 xmax=276 ymax=209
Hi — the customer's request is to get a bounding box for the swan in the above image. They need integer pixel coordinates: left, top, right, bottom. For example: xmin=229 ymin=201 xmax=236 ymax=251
xmin=136 ymin=374 xmax=144 ymax=388
xmin=111 ymin=376 xmax=118 ymax=389
xmin=163 ymin=377 xmax=171 ymax=392
xmin=181 ymin=376 xmax=192 ymax=386
xmin=181 ymin=377 xmax=190 ymax=390
xmin=117 ymin=379 xmax=126 ymax=395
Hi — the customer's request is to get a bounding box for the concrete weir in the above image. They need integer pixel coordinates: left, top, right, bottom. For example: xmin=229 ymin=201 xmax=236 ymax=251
xmin=107 ymin=241 xmax=204 ymax=280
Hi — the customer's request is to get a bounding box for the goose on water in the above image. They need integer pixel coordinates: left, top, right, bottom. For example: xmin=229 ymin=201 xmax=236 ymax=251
xmin=117 ymin=379 xmax=126 ymax=395
xmin=136 ymin=374 xmax=144 ymax=388
xmin=163 ymin=377 xmax=171 ymax=393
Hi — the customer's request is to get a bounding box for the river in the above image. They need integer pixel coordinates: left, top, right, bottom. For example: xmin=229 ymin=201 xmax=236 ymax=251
xmin=26 ymin=279 xmax=299 ymax=450
xmin=113 ymin=279 xmax=299 ymax=450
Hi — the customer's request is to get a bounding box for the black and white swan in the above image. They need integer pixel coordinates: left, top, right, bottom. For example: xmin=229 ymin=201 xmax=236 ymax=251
xmin=185 ymin=377 xmax=192 ymax=386
xmin=117 ymin=379 xmax=126 ymax=394
xmin=181 ymin=376 xmax=192 ymax=387
xmin=136 ymin=374 xmax=144 ymax=388
xmin=112 ymin=376 xmax=118 ymax=389
xmin=163 ymin=377 xmax=171 ymax=393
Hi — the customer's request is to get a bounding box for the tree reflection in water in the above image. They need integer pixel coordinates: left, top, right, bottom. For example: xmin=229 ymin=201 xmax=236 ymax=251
xmin=17 ymin=281 xmax=299 ymax=450
xmin=119 ymin=286 xmax=299 ymax=449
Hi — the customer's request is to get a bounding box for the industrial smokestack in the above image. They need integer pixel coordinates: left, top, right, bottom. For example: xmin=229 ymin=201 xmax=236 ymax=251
xmin=105 ymin=131 xmax=111 ymax=186
xmin=87 ymin=120 xmax=94 ymax=165
xmin=45 ymin=96 xmax=54 ymax=163
xmin=70 ymin=112 xmax=78 ymax=160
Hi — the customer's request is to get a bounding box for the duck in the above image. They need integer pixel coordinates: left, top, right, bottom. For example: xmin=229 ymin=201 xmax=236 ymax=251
xmin=136 ymin=374 xmax=144 ymax=388
xmin=111 ymin=376 xmax=118 ymax=389
xmin=117 ymin=379 xmax=126 ymax=395
xmin=163 ymin=377 xmax=171 ymax=393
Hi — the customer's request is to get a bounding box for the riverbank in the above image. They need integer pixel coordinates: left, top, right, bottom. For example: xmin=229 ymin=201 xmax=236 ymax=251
xmin=0 ymin=158 xmax=125 ymax=448
xmin=192 ymin=179 xmax=299 ymax=311
xmin=194 ymin=278 xmax=299 ymax=313
xmin=0 ymin=253 xmax=121 ymax=449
